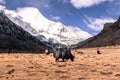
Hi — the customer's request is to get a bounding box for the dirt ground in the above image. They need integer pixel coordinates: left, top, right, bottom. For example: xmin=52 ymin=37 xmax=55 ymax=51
xmin=0 ymin=47 xmax=120 ymax=80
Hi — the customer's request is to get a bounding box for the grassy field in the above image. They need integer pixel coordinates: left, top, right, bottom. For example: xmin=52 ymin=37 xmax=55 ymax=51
xmin=0 ymin=47 xmax=120 ymax=80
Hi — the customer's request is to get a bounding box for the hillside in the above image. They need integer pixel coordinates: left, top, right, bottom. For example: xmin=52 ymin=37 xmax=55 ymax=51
xmin=0 ymin=47 xmax=120 ymax=80
xmin=0 ymin=11 xmax=48 ymax=53
xmin=77 ymin=16 xmax=120 ymax=48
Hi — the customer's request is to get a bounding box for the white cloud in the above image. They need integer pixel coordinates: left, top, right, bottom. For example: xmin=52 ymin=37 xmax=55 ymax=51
xmin=0 ymin=0 xmax=6 ymax=10
xmin=84 ymin=15 xmax=116 ymax=31
xmin=0 ymin=5 xmax=5 ymax=10
xmin=51 ymin=16 xmax=61 ymax=21
xmin=70 ymin=0 xmax=113 ymax=9
xmin=68 ymin=26 xmax=92 ymax=40
xmin=0 ymin=0 xmax=5 ymax=4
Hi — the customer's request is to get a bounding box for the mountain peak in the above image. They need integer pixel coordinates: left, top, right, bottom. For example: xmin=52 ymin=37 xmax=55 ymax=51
xmin=4 ymin=9 xmax=80 ymax=46
xmin=103 ymin=23 xmax=113 ymax=31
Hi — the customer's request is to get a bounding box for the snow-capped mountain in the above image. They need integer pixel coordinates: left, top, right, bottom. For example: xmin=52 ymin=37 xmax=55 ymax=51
xmin=4 ymin=8 xmax=80 ymax=46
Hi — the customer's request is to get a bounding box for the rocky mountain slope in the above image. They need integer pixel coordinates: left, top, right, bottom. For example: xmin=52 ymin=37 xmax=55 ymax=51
xmin=4 ymin=9 xmax=80 ymax=46
xmin=0 ymin=11 xmax=48 ymax=53
xmin=77 ymin=16 xmax=120 ymax=48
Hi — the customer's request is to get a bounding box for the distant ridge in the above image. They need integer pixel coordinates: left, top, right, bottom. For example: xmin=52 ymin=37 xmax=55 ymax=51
xmin=77 ymin=16 xmax=120 ymax=48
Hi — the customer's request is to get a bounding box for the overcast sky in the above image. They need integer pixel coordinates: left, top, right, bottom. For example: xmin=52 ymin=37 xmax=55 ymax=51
xmin=0 ymin=0 xmax=120 ymax=39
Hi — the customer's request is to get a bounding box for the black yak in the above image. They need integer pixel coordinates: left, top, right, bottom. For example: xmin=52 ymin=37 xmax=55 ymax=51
xmin=53 ymin=47 xmax=74 ymax=62
xmin=97 ymin=48 xmax=101 ymax=54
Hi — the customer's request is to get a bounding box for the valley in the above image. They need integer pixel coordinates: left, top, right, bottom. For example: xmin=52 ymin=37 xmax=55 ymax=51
xmin=0 ymin=46 xmax=120 ymax=80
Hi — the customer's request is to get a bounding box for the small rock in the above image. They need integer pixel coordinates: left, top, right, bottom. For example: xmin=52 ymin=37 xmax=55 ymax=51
xmin=77 ymin=51 xmax=84 ymax=54
xmin=54 ymin=70 xmax=67 ymax=73
xmin=28 ymin=66 xmax=33 ymax=68
xmin=59 ymin=75 xmax=69 ymax=79
xmin=100 ymin=70 xmax=113 ymax=75
xmin=78 ymin=77 xmax=86 ymax=80
xmin=7 ymin=69 xmax=15 ymax=74
xmin=91 ymin=69 xmax=97 ymax=72
xmin=115 ymin=74 xmax=120 ymax=77
xmin=6 ymin=64 xmax=13 ymax=68
xmin=0 ymin=75 xmax=4 ymax=78
xmin=58 ymin=64 xmax=66 ymax=67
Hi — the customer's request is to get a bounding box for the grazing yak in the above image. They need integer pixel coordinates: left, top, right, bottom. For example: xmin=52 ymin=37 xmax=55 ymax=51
xmin=53 ymin=47 xmax=74 ymax=62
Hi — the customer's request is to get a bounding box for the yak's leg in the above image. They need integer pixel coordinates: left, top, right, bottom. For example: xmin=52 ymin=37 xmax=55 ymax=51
xmin=62 ymin=58 xmax=65 ymax=62
xmin=69 ymin=54 xmax=74 ymax=62
xmin=70 ymin=56 xmax=74 ymax=62
xmin=55 ymin=58 xmax=59 ymax=62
